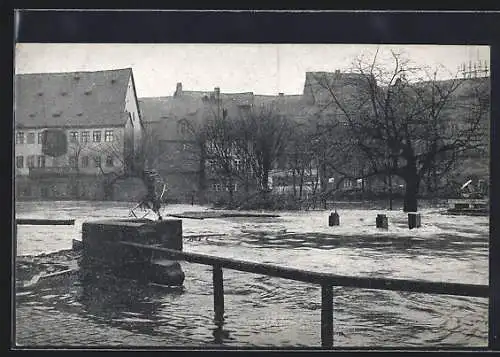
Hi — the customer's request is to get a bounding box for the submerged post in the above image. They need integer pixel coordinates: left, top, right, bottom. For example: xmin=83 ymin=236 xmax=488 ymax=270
xmin=321 ymin=283 xmax=333 ymax=348
xmin=213 ymin=265 xmax=224 ymax=324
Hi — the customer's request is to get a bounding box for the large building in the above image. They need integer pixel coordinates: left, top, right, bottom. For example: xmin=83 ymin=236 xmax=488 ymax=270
xmin=14 ymin=68 xmax=144 ymax=200
xmin=139 ymin=70 xmax=489 ymax=205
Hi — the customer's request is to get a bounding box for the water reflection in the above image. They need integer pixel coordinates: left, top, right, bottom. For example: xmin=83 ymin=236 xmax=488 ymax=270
xmin=77 ymin=264 xmax=184 ymax=335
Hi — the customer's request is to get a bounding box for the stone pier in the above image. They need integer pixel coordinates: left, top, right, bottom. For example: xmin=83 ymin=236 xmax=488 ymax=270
xmin=81 ymin=218 xmax=185 ymax=286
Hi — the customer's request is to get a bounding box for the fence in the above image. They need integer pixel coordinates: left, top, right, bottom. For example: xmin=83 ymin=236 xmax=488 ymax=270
xmin=120 ymin=241 xmax=489 ymax=348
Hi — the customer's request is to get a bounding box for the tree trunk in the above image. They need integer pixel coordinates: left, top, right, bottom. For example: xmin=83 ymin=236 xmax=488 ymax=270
xmin=292 ymin=170 xmax=297 ymax=198
xmin=388 ymin=174 xmax=393 ymax=211
xmin=299 ymin=172 xmax=304 ymax=200
xmin=403 ymin=175 xmax=419 ymax=212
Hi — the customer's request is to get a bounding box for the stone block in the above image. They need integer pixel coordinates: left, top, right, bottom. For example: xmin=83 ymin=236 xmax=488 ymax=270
xmin=408 ymin=213 xmax=421 ymax=229
xmin=81 ymin=218 xmax=183 ymax=280
xmin=329 ymin=211 xmax=340 ymax=226
xmin=376 ymin=214 xmax=388 ymax=229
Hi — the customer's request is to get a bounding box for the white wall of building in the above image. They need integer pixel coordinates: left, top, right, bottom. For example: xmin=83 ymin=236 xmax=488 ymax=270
xmin=14 ymin=127 xmax=125 ymax=176
xmin=124 ymin=76 xmax=142 ymax=153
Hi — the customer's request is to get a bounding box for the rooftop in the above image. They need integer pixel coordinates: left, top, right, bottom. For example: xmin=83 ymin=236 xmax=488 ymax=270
xmin=15 ymin=68 xmax=133 ymax=128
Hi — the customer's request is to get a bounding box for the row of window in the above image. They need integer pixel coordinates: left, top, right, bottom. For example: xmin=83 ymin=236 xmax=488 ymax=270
xmin=212 ymin=183 xmax=239 ymax=192
xmin=207 ymin=159 xmax=243 ymax=171
xmin=15 ymin=155 xmax=115 ymax=169
xmin=68 ymin=155 xmax=114 ymax=168
xmin=69 ymin=130 xmax=114 ymax=143
xmin=15 ymin=155 xmax=46 ymax=169
xmin=15 ymin=130 xmax=114 ymax=145
xmin=15 ymin=132 xmax=44 ymax=145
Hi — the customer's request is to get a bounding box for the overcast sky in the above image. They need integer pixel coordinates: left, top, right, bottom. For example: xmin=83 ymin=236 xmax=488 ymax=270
xmin=15 ymin=44 xmax=489 ymax=98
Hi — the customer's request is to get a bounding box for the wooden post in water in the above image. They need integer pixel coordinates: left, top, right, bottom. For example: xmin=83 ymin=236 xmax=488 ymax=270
xmin=213 ymin=265 xmax=224 ymax=324
xmin=321 ymin=284 xmax=333 ymax=348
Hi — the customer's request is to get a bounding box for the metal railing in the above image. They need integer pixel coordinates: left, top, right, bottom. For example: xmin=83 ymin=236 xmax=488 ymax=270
xmin=120 ymin=241 xmax=489 ymax=348
xmin=16 ymin=218 xmax=75 ymax=225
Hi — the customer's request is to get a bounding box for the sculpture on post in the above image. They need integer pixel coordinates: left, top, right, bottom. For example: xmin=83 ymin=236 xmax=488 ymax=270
xmin=129 ymin=169 xmax=167 ymax=221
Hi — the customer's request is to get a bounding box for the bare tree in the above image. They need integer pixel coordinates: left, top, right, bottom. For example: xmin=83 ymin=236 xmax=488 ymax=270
xmin=139 ymin=123 xmax=163 ymax=171
xmin=312 ymin=49 xmax=489 ymax=212
xmin=235 ymin=103 xmax=291 ymax=198
xmin=204 ymin=108 xmax=242 ymax=206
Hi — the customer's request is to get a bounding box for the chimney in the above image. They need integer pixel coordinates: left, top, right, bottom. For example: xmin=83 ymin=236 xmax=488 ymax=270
xmin=175 ymin=82 xmax=183 ymax=96
xmin=214 ymin=87 xmax=220 ymax=98
xmin=278 ymin=92 xmax=284 ymax=97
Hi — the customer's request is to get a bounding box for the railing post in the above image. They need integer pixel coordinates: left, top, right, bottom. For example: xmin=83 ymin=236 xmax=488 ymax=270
xmin=213 ymin=264 xmax=224 ymax=324
xmin=321 ymin=283 xmax=333 ymax=349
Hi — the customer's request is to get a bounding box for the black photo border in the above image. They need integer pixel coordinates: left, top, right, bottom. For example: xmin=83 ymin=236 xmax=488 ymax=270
xmin=3 ymin=5 xmax=500 ymax=355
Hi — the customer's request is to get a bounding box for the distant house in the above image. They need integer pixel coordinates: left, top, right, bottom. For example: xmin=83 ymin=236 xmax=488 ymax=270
xmin=14 ymin=68 xmax=143 ymax=200
xmin=138 ymin=72 xmax=490 ymax=205
xmin=139 ymin=93 xmax=203 ymax=203
xmin=139 ymin=83 xmax=315 ymax=204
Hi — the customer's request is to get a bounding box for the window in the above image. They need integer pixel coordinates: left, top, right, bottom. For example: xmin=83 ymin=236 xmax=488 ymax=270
xmin=81 ymin=156 xmax=89 ymax=168
xmin=213 ymin=183 xmax=222 ymax=192
xmin=15 ymin=132 xmax=24 ymax=144
xmin=27 ymin=133 xmax=35 ymax=144
xmin=70 ymin=131 xmax=78 ymax=143
xmin=27 ymin=155 xmax=35 ymax=168
xmin=105 ymin=156 xmax=114 ymax=167
xmin=37 ymin=132 xmax=43 ymax=144
xmin=104 ymin=130 xmax=113 ymax=142
xmin=37 ymin=155 xmax=46 ymax=168
xmin=94 ymin=156 xmax=101 ymax=167
xmin=81 ymin=131 xmax=90 ymax=143
xmin=93 ymin=131 xmax=102 ymax=142
xmin=69 ymin=156 xmax=77 ymax=168
xmin=16 ymin=156 xmax=24 ymax=168
xmin=226 ymin=183 xmax=238 ymax=192
xmin=234 ymin=159 xmax=242 ymax=171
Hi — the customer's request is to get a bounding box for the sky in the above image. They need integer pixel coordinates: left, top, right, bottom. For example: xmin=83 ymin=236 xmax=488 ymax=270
xmin=15 ymin=44 xmax=489 ymax=98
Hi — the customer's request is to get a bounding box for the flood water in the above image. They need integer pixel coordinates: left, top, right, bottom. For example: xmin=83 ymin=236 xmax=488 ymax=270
xmin=14 ymin=201 xmax=489 ymax=348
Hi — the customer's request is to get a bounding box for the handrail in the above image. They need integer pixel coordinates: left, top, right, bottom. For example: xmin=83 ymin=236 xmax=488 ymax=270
xmin=120 ymin=241 xmax=489 ymax=348
xmin=121 ymin=241 xmax=489 ymax=298
xmin=16 ymin=218 xmax=75 ymax=225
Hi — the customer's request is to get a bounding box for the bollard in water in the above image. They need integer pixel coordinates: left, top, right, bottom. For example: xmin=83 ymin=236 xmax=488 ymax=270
xmin=321 ymin=284 xmax=334 ymax=348
xmin=376 ymin=214 xmax=388 ymax=229
xmin=328 ymin=211 xmax=340 ymax=226
xmin=213 ymin=265 xmax=224 ymax=325
xmin=408 ymin=213 xmax=421 ymax=229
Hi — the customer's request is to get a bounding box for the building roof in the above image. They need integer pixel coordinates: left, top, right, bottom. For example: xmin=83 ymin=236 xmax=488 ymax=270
xmin=139 ymin=95 xmax=206 ymax=141
xmin=15 ymin=68 xmax=133 ymax=129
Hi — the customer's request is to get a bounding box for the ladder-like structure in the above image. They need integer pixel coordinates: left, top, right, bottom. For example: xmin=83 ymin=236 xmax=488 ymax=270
xmin=129 ymin=169 xmax=167 ymax=220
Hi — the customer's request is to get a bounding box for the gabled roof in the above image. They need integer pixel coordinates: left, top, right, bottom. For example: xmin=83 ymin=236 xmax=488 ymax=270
xmin=15 ymin=68 xmax=133 ymax=128
xmin=139 ymin=95 xmax=206 ymax=141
